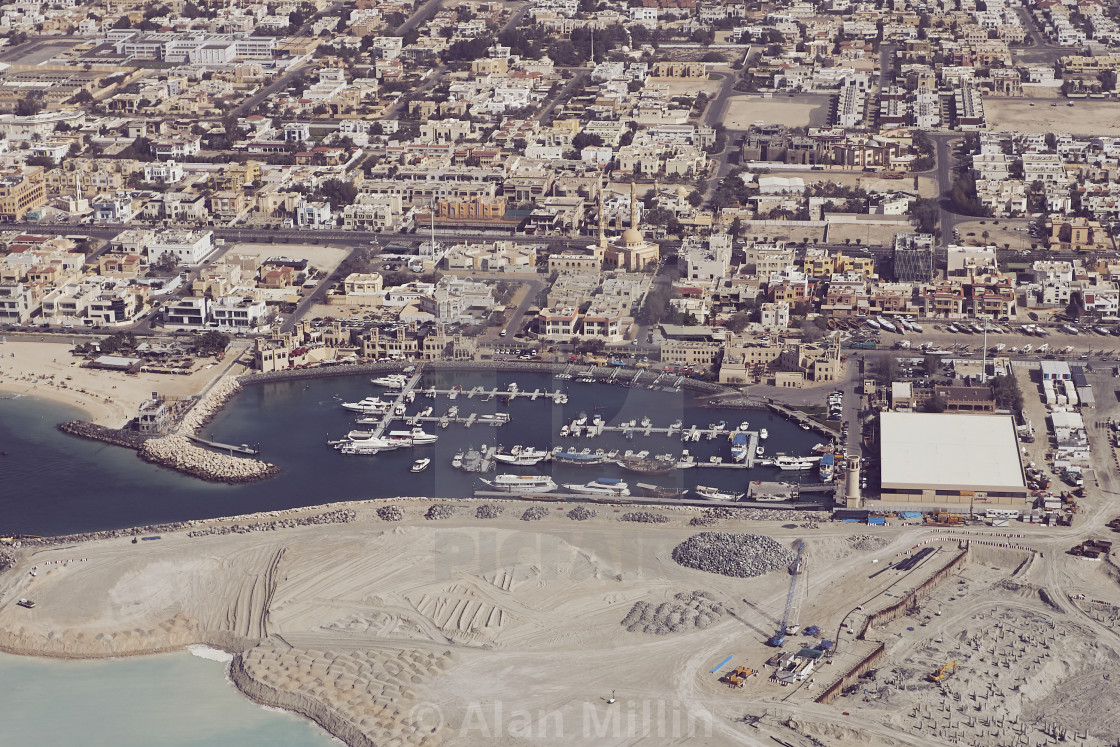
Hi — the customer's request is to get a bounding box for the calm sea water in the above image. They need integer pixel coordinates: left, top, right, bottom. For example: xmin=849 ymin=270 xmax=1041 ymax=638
xmin=0 ymin=371 xmax=822 ymax=536
xmin=0 ymin=650 xmax=338 ymax=746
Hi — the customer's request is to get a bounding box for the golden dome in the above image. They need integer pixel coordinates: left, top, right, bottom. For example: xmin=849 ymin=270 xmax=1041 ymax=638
xmin=620 ymin=227 xmax=643 ymax=246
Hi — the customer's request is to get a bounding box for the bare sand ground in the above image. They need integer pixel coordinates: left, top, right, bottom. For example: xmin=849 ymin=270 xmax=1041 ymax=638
xmin=2 ymin=495 xmax=1119 ymax=746
xmin=722 ymin=96 xmax=829 ymax=129
xmin=227 ymin=243 xmax=352 ymax=276
xmin=760 ymin=169 xmax=939 ymax=199
xmin=952 ymin=218 xmax=1035 ymax=251
xmin=0 ymin=339 xmax=247 ymax=427
xmin=985 ymin=99 xmax=1120 ymax=136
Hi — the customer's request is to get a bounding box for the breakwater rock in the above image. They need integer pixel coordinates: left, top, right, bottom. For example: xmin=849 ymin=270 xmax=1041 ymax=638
xmin=187 ymin=509 xmax=355 ymax=537
xmin=179 ymin=377 xmax=242 ymax=435
xmin=139 ymin=435 xmax=279 ymax=483
xmin=57 ymin=420 xmax=151 ymax=449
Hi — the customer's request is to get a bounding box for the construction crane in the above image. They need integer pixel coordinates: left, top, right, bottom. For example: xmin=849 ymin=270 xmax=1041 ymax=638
xmin=928 ymin=662 xmax=957 ymax=682
xmin=768 ymin=541 xmax=806 ymax=647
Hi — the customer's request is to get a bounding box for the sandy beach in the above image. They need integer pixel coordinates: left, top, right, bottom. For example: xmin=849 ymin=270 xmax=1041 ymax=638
xmin=1 ymin=497 xmax=1113 ymax=747
xmin=0 ymin=339 xmax=246 ymax=428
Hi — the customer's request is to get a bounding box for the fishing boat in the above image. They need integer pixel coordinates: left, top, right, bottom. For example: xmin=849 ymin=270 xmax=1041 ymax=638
xmin=819 ymin=453 xmax=835 ymax=482
xmin=492 ymin=446 xmax=551 ymax=466
xmin=370 ymin=374 xmax=408 ymax=388
xmin=730 ymin=432 xmax=748 ymax=463
xmin=411 ymin=458 xmax=430 ymax=473
xmin=774 ymin=455 xmax=821 ymax=471
xmin=635 ymin=483 xmax=686 ymax=499
xmin=479 ymin=474 xmax=558 ymax=493
xmin=616 ymin=456 xmax=674 ymax=475
xmin=564 ymin=478 xmax=631 ymax=497
xmin=386 ymin=427 xmax=438 ymax=446
xmin=759 ymin=428 xmax=769 ymax=440
xmin=693 ymin=485 xmax=744 ymax=501
xmin=341 ymin=397 xmax=391 ymax=414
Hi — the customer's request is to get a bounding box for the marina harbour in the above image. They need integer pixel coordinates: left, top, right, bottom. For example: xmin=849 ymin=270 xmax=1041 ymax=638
xmin=0 ymin=370 xmax=831 ymax=536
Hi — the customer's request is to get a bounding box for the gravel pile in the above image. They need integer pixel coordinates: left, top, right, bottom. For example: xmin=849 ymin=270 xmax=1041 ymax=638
xmin=475 ymin=504 xmax=504 ymax=519
xmin=620 ymin=590 xmax=726 ymax=635
xmin=848 ymin=534 xmax=889 ymax=551
xmin=620 ymin=511 xmax=670 ymax=523
xmin=521 ymin=506 xmax=550 ymax=521
xmin=567 ymin=506 xmax=596 ymax=521
xmin=689 ymin=515 xmax=719 ymax=526
xmin=425 ymin=504 xmax=456 ymax=520
xmin=377 ymin=506 xmax=404 ymax=522
xmin=672 ymin=533 xmax=796 ymax=578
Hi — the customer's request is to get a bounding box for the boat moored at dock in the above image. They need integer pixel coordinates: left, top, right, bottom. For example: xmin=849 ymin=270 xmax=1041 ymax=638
xmin=693 ymin=485 xmax=744 ymax=501
xmin=492 ymin=446 xmax=551 ymax=465
xmin=478 ymin=474 xmax=558 ymax=493
xmin=773 ymin=455 xmax=821 ymax=471
xmin=564 ymin=478 xmax=631 ymax=497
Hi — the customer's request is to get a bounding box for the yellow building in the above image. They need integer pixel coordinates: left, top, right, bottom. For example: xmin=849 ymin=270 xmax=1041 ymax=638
xmin=0 ymin=167 xmax=46 ymax=221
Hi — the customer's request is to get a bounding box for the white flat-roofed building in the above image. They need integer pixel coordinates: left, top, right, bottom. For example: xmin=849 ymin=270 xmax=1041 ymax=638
xmin=878 ymin=412 xmax=1028 ymax=507
xmin=147 ymin=229 xmax=215 ymax=266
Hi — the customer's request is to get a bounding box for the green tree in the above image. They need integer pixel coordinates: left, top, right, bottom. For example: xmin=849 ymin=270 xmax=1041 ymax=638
xmin=196 ymin=331 xmax=230 ymax=356
xmin=924 ymin=393 xmax=947 ymax=412
xmin=873 ymin=356 xmax=900 ymax=385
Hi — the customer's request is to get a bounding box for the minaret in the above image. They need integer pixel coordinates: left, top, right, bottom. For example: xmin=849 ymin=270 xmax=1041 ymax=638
xmin=629 ymin=181 xmax=639 ymax=232
xmin=597 ymin=177 xmax=607 ymax=250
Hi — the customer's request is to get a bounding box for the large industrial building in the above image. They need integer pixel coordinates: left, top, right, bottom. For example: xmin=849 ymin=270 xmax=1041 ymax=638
xmin=878 ymin=412 xmax=1029 ymax=508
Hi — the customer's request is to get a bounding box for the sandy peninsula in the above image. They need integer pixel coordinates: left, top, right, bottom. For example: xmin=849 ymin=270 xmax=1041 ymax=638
xmin=1 ymin=498 xmax=1115 ymax=747
xmin=0 ymin=338 xmax=245 ymax=427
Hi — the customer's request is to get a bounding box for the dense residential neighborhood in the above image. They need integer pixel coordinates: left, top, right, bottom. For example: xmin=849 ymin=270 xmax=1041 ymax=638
xmin=1 ymin=0 xmax=1120 ymax=383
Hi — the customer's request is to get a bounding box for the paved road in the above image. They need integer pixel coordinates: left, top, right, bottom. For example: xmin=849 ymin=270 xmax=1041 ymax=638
xmin=931 ymin=132 xmax=964 ymax=248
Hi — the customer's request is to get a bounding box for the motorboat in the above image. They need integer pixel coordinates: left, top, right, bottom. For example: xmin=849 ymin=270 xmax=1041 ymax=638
xmin=564 ymin=478 xmax=631 ymax=497
xmin=452 ymin=451 xmax=464 ymax=468
xmin=730 ymin=432 xmax=748 ymax=463
xmin=552 ymin=450 xmax=609 ymax=466
xmin=492 ymin=446 xmax=551 ymax=466
xmin=478 ymin=474 xmax=558 ymax=493
xmin=339 ymin=439 xmax=399 ymax=454
xmin=739 ymin=421 xmax=750 ymax=431
xmin=756 ymin=446 xmax=765 ymax=457
xmin=676 ymin=450 xmax=696 ymax=469
xmin=819 ymin=453 xmax=835 ymax=483
xmin=774 ymin=455 xmax=821 ymax=471
xmin=386 ymin=427 xmax=438 ymax=445
xmin=411 ymin=458 xmax=430 ymax=473
xmin=479 ymin=413 xmax=511 ymax=425
xmin=758 ymin=428 xmax=769 ymax=440
xmin=341 ymin=397 xmax=391 ymax=414
xmin=371 ymin=374 xmax=408 ymax=388
xmin=693 ymin=485 xmax=744 ymax=501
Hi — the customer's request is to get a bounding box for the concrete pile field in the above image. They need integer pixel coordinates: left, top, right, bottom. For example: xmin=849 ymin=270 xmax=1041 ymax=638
xmin=620 ymin=591 xmax=727 ymax=635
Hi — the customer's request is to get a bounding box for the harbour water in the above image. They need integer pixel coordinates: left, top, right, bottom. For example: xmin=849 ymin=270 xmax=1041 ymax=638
xmin=0 ymin=649 xmax=338 ymax=746
xmin=0 ymin=370 xmax=824 ymax=536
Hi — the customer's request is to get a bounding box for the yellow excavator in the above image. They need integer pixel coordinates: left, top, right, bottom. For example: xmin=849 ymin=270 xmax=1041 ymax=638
xmin=928 ymin=662 xmax=957 ymax=682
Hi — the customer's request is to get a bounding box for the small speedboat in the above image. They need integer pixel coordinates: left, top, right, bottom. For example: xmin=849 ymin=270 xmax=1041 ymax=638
xmin=694 ymin=485 xmax=744 ymax=501
xmin=411 ymin=458 xmax=430 ymax=473
xmin=759 ymin=428 xmax=769 ymax=440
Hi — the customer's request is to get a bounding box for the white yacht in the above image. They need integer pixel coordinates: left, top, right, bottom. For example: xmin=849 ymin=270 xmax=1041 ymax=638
xmin=773 ymin=455 xmax=821 ymax=471
xmin=479 ymin=474 xmax=558 ymax=493
xmin=341 ymin=397 xmax=391 ymax=414
xmin=386 ymin=427 xmax=438 ymax=445
xmin=411 ymin=458 xmax=430 ymax=472
xmin=739 ymin=421 xmax=750 ymax=431
xmin=452 ymin=451 xmax=464 ymax=468
xmin=694 ymin=485 xmax=744 ymax=501
xmin=370 ymin=374 xmax=408 ymax=388
xmin=339 ymin=439 xmax=399 ymax=454
xmin=492 ymin=446 xmax=551 ymax=466
xmin=563 ymin=478 xmax=631 ymax=497
xmin=759 ymin=428 xmax=769 ymax=440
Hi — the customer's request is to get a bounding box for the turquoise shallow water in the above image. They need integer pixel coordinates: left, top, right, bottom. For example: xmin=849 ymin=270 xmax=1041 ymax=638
xmin=0 ymin=650 xmax=338 ymax=747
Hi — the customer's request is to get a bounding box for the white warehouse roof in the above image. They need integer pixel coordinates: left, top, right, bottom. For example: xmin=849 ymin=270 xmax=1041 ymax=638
xmin=879 ymin=412 xmax=1026 ymax=491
